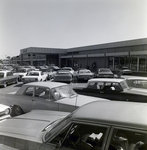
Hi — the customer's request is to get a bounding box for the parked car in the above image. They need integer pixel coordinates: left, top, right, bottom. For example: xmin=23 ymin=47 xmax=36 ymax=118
xmin=73 ymin=78 xmax=147 ymax=102
xmin=0 ymin=101 xmax=147 ymax=150
xmin=61 ymin=67 xmax=75 ymax=75
xmin=13 ymin=68 xmax=32 ymax=81
xmin=53 ymin=70 xmax=73 ymax=83
xmin=118 ymin=66 xmax=132 ymax=75
xmin=126 ymin=77 xmax=147 ymax=89
xmin=0 ymin=104 xmax=11 ymax=119
xmin=94 ymin=68 xmax=114 ymax=78
xmin=0 ymin=82 xmax=109 ymax=116
xmin=0 ymin=70 xmax=19 ymax=88
xmin=76 ymin=69 xmax=94 ymax=81
xmin=21 ymin=70 xmax=48 ymax=84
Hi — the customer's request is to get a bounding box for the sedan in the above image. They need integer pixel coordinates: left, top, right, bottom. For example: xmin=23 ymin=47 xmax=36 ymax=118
xmin=0 ymin=81 xmax=109 ymax=116
xmin=53 ymin=70 xmax=73 ymax=83
xmin=0 ymin=101 xmax=147 ymax=150
xmin=73 ymin=78 xmax=147 ymax=102
xmin=126 ymin=77 xmax=147 ymax=89
xmin=94 ymin=68 xmax=114 ymax=78
xmin=0 ymin=70 xmax=18 ymax=88
xmin=76 ymin=69 xmax=94 ymax=81
xmin=21 ymin=70 xmax=48 ymax=84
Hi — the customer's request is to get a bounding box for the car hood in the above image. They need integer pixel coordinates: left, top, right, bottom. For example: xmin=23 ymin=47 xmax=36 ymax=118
xmin=99 ymin=72 xmax=113 ymax=75
xmin=0 ymin=110 xmax=69 ymax=143
xmin=57 ymin=94 xmax=109 ymax=106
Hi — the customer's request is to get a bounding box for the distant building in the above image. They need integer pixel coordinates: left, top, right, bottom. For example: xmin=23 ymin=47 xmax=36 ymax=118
xmin=18 ymin=38 xmax=147 ymax=72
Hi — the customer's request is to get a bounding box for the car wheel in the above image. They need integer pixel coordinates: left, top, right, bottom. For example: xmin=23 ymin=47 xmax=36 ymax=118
xmin=3 ymin=82 xmax=7 ymax=88
xmin=11 ymin=105 xmax=23 ymax=117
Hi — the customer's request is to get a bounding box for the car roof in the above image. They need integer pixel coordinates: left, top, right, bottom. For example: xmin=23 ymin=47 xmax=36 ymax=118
xmin=0 ymin=70 xmax=10 ymax=73
xmin=25 ymin=81 xmax=68 ymax=89
xmin=72 ymin=101 xmax=147 ymax=130
xmin=127 ymin=77 xmax=147 ymax=80
xmin=0 ymin=110 xmax=69 ymax=143
xmin=88 ymin=78 xmax=125 ymax=83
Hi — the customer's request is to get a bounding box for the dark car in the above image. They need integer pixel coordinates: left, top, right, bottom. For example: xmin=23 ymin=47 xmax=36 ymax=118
xmin=53 ymin=70 xmax=73 ymax=83
xmin=73 ymin=78 xmax=147 ymax=102
xmin=0 ymin=101 xmax=147 ymax=150
xmin=0 ymin=70 xmax=19 ymax=88
xmin=95 ymin=68 xmax=114 ymax=78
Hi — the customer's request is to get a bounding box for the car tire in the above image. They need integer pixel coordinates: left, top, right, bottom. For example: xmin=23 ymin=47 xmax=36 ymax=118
xmin=3 ymin=82 xmax=7 ymax=88
xmin=11 ymin=105 xmax=23 ymax=117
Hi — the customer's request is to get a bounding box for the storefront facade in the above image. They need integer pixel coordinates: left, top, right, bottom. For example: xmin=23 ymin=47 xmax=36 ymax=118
xmin=19 ymin=38 xmax=147 ymax=73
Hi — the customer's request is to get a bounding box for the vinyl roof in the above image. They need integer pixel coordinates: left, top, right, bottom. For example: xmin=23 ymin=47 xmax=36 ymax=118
xmin=72 ymin=101 xmax=147 ymax=130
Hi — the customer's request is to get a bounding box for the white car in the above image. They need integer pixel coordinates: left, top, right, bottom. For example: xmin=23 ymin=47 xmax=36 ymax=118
xmin=13 ymin=68 xmax=32 ymax=81
xmin=0 ymin=104 xmax=11 ymax=119
xmin=21 ymin=70 xmax=48 ymax=84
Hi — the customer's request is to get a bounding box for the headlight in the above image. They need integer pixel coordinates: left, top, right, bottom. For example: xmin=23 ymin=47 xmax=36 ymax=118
xmin=4 ymin=108 xmax=11 ymax=115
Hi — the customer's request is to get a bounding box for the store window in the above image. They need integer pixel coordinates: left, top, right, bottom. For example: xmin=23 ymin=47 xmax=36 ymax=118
xmin=139 ymin=57 xmax=146 ymax=72
xmin=131 ymin=57 xmax=137 ymax=71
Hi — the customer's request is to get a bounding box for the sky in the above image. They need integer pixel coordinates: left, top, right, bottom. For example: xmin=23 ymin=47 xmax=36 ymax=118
xmin=0 ymin=0 xmax=147 ymax=59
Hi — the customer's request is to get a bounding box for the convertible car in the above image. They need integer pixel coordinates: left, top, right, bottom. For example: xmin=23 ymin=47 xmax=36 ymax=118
xmin=73 ymin=78 xmax=147 ymax=102
xmin=0 ymin=81 xmax=109 ymax=116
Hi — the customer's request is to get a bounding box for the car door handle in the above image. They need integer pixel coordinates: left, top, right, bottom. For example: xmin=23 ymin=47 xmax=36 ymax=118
xmin=32 ymin=99 xmax=36 ymax=102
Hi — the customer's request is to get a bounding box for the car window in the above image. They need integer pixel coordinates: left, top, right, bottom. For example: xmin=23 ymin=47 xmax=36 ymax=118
xmin=23 ymin=87 xmax=34 ymax=96
xmin=87 ymin=82 xmax=104 ymax=90
xmin=35 ymin=87 xmax=54 ymax=100
xmin=0 ymin=72 xmax=4 ymax=78
xmin=120 ymin=81 xmax=130 ymax=90
xmin=51 ymin=85 xmax=77 ymax=100
xmin=7 ymin=72 xmax=12 ymax=76
xmin=28 ymin=72 xmax=39 ymax=76
xmin=50 ymin=123 xmax=108 ymax=150
xmin=108 ymin=128 xmax=147 ymax=150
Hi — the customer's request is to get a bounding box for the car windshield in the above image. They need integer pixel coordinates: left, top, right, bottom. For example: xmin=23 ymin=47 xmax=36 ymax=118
xmin=51 ymin=85 xmax=77 ymax=100
xmin=0 ymin=72 xmax=4 ymax=78
xmin=120 ymin=80 xmax=130 ymax=90
xmin=62 ymin=68 xmax=71 ymax=71
xmin=17 ymin=69 xmax=26 ymax=73
xmin=79 ymin=70 xmax=91 ymax=73
xmin=27 ymin=72 xmax=39 ymax=76
xmin=99 ymin=69 xmax=111 ymax=72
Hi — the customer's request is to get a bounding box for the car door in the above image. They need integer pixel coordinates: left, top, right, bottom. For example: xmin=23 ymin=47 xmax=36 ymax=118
xmin=32 ymin=87 xmax=59 ymax=111
xmin=9 ymin=71 xmax=16 ymax=83
xmin=40 ymin=122 xmax=110 ymax=150
xmin=6 ymin=72 xmax=12 ymax=84
xmin=106 ymin=127 xmax=147 ymax=150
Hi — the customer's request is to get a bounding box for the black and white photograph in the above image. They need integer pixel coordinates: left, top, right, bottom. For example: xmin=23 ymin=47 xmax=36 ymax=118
xmin=0 ymin=0 xmax=147 ymax=149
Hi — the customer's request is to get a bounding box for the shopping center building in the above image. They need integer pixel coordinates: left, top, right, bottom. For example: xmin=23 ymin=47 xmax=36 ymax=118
xmin=13 ymin=38 xmax=147 ymax=72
